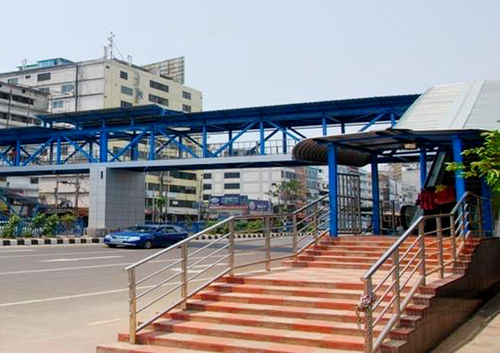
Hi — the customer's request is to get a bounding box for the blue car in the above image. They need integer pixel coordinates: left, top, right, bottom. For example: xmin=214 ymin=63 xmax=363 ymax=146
xmin=104 ymin=224 xmax=188 ymax=249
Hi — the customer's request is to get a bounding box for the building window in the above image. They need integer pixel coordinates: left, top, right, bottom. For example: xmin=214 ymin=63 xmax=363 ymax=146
xmin=30 ymin=177 xmax=39 ymax=184
xmin=203 ymin=173 xmax=212 ymax=179
xmin=182 ymin=91 xmax=191 ymax=100
xmin=7 ymin=78 xmax=18 ymax=85
xmin=224 ymin=172 xmax=240 ymax=179
xmin=182 ymin=104 xmax=191 ymax=113
xmin=39 ymin=87 xmax=50 ymax=93
xmin=169 ymin=199 xmax=195 ymax=208
xmin=149 ymin=80 xmax=169 ymax=92
xmin=203 ymin=184 xmax=212 ymax=190
xmin=203 ymin=194 xmax=211 ymax=201
xmin=121 ymin=86 xmax=133 ymax=96
xmin=37 ymin=73 xmax=51 ymax=81
xmin=121 ymin=100 xmax=133 ymax=107
xmin=120 ymin=71 xmax=128 ymax=80
xmin=52 ymin=100 xmax=64 ymax=109
xmin=170 ymin=170 xmax=196 ymax=180
xmin=224 ymin=183 xmax=240 ymax=190
xmin=148 ymin=94 xmax=168 ymax=106
xmin=25 ymin=75 xmax=31 ymax=79
xmin=61 ymin=84 xmax=74 ymax=93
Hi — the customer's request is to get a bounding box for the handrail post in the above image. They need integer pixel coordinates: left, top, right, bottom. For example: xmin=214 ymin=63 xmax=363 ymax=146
xmin=228 ymin=218 xmax=235 ymax=276
xmin=180 ymin=242 xmax=188 ymax=309
xmin=292 ymin=214 xmax=298 ymax=256
xmin=436 ymin=217 xmax=444 ymax=279
xmin=418 ymin=221 xmax=426 ymax=286
xmin=450 ymin=215 xmax=457 ymax=266
xmin=128 ymin=268 xmax=137 ymax=344
xmin=313 ymin=202 xmax=319 ymax=244
xmin=363 ymin=277 xmax=374 ymax=353
xmin=392 ymin=250 xmax=401 ymax=326
xmin=265 ymin=216 xmax=271 ymax=271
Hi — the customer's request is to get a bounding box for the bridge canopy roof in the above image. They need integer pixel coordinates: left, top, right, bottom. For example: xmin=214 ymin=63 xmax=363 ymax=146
xmin=292 ymin=129 xmax=485 ymax=167
xmin=36 ymin=94 xmax=419 ymax=132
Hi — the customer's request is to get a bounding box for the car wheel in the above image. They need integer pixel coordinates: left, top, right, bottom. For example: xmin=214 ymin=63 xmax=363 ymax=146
xmin=106 ymin=244 xmax=117 ymax=248
xmin=143 ymin=241 xmax=153 ymax=249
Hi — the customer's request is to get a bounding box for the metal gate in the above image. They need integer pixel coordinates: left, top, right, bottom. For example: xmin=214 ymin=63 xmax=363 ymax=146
xmin=337 ymin=173 xmax=361 ymax=233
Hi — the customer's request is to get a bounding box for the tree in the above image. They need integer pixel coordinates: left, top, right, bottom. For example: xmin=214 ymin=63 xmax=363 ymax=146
xmin=267 ymin=179 xmax=304 ymax=213
xmin=446 ymin=130 xmax=500 ymax=193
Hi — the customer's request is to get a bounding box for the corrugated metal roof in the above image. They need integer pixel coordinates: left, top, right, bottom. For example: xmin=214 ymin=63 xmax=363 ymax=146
xmin=395 ymin=80 xmax=500 ymax=131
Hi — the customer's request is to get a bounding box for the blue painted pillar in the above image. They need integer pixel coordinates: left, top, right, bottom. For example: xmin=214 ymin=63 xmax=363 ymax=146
xmin=89 ymin=139 xmax=94 ymax=161
xmin=148 ymin=131 xmax=155 ymax=160
xmin=99 ymin=131 xmax=108 ymax=163
xmin=15 ymin=139 xmax=21 ymax=166
xmin=327 ymin=144 xmax=338 ymax=237
xmin=282 ymin=130 xmax=287 ymax=154
xmin=371 ymin=155 xmax=381 ymax=234
xmin=452 ymin=136 xmax=466 ymax=200
xmin=131 ymin=132 xmax=139 ymax=161
xmin=259 ymin=120 xmax=265 ymax=155
xmin=202 ymin=124 xmax=208 ymax=158
xmin=56 ymin=137 xmax=62 ymax=165
xmin=178 ymin=135 xmax=183 ymax=158
xmin=390 ymin=112 xmax=396 ymax=127
xmin=481 ymin=178 xmax=494 ymax=237
xmin=228 ymin=130 xmax=233 ymax=156
xmin=419 ymin=148 xmax=427 ymax=189
xmin=341 ymin=123 xmax=346 ymax=134
xmin=322 ymin=115 xmax=327 ymax=136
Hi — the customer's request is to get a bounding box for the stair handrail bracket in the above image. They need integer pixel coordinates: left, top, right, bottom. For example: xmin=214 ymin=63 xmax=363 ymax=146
xmin=359 ymin=192 xmax=482 ymax=353
xmin=125 ymin=194 xmax=331 ymax=344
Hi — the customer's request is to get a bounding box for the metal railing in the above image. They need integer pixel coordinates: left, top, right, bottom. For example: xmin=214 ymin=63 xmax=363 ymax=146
xmin=125 ymin=194 xmax=330 ymax=343
xmin=359 ymin=192 xmax=482 ymax=352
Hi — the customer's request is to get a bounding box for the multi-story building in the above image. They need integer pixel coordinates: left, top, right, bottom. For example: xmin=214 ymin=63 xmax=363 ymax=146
xmin=202 ymin=166 xmax=321 ymax=218
xmin=0 ymin=56 xmax=203 ymax=221
xmin=0 ymin=81 xmax=49 ymax=214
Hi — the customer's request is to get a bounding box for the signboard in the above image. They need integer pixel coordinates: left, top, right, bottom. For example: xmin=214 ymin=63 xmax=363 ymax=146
xmin=248 ymin=200 xmax=271 ymax=212
xmin=209 ymin=195 xmax=248 ymax=208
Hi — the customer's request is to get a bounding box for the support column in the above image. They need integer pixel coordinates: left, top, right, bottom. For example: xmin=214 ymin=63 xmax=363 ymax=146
xmin=88 ymin=166 xmax=145 ymax=236
xmin=322 ymin=115 xmax=327 ymax=136
xmin=419 ymin=148 xmax=427 ymax=189
xmin=452 ymin=136 xmax=466 ymax=200
xmin=56 ymin=137 xmax=62 ymax=165
xmin=371 ymin=155 xmax=381 ymax=234
xmin=282 ymin=130 xmax=287 ymax=154
xmin=99 ymin=131 xmax=108 ymax=163
xmin=481 ymin=178 xmax=493 ymax=237
xmin=259 ymin=120 xmax=265 ymax=155
xmin=15 ymin=139 xmax=21 ymax=166
xmin=328 ymin=144 xmax=338 ymax=237
xmin=131 ymin=132 xmax=139 ymax=161
xmin=202 ymin=124 xmax=208 ymax=158
xmin=148 ymin=131 xmax=155 ymax=160
xmin=228 ymin=130 xmax=233 ymax=156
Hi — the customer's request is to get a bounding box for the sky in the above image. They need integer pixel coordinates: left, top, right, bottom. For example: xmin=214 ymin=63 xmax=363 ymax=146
xmin=1 ymin=0 xmax=500 ymax=111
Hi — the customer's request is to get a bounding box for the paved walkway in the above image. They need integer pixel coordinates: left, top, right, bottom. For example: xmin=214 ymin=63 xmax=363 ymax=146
xmin=432 ymin=291 xmax=500 ymax=353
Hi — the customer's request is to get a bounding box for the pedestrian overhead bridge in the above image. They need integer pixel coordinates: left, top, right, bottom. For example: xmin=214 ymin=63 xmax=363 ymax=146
xmin=0 ymin=95 xmax=418 ymax=176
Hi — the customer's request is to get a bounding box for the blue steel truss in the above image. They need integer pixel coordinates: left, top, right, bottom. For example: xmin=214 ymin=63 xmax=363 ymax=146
xmin=0 ymin=95 xmax=418 ymax=175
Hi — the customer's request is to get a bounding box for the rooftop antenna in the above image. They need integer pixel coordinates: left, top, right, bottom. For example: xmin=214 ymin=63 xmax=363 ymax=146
xmin=107 ymin=31 xmax=115 ymax=59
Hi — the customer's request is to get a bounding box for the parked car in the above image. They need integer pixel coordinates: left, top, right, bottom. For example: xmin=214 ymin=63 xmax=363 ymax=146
xmin=104 ymin=224 xmax=188 ymax=249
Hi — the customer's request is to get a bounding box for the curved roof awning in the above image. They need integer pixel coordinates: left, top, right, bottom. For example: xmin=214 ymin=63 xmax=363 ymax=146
xmin=292 ymin=129 xmax=484 ymax=167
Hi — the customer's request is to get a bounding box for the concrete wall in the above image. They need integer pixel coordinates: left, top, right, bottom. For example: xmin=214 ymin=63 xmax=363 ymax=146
xmin=88 ymin=167 xmax=145 ymax=235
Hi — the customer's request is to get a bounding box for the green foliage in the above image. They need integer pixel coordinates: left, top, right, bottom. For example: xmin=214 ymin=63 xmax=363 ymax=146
xmin=446 ymin=130 xmax=500 ymax=193
xmin=266 ymin=179 xmax=304 ymax=213
xmin=60 ymin=213 xmax=76 ymax=224
xmin=42 ymin=214 xmax=59 ymax=237
xmin=3 ymin=214 xmax=21 ymax=238
xmin=29 ymin=213 xmax=46 ymax=237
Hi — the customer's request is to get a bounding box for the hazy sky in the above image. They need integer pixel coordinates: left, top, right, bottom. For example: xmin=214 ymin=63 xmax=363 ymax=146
xmin=1 ymin=0 xmax=500 ymax=110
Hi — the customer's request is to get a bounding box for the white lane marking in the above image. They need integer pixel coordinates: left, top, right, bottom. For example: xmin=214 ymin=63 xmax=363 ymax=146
xmin=0 ymin=277 xmax=211 ymax=308
xmin=87 ymin=318 xmax=122 ymax=326
xmin=0 ymin=249 xmax=35 ymax=253
xmin=0 ymin=249 xmax=130 ymax=259
xmin=0 ymin=251 xmax=262 ymax=276
xmin=41 ymin=255 xmax=123 ymax=263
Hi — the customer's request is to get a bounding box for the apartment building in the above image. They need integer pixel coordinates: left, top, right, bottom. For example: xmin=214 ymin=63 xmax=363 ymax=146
xmin=0 ymin=56 xmax=203 ymax=221
xmin=202 ymin=166 xmax=321 ymax=218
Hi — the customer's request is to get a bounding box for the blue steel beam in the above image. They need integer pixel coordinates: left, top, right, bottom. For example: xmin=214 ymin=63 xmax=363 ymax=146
xmin=371 ymin=155 xmax=381 ymax=234
xmin=419 ymin=148 xmax=427 ymax=189
xmin=328 ymin=144 xmax=338 ymax=237
xmin=452 ymin=136 xmax=466 ymax=200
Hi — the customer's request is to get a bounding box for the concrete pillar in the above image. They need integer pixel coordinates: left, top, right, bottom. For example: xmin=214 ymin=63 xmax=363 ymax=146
xmin=88 ymin=166 xmax=145 ymax=236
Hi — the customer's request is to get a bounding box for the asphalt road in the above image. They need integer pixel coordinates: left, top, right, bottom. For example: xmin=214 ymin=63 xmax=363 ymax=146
xmin=0 ymin=237 xmax=300 ymax=353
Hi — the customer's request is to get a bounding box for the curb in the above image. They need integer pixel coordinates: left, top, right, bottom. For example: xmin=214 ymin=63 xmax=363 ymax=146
xmin=0 ymin=237 xmax=103 ymax=246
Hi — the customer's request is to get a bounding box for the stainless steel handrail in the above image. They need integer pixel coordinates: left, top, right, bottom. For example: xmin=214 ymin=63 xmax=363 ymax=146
xmin=126 ymin=193 xmax=331 ymax=344
xmin=360 ymin=191 xmax=482 ymax=353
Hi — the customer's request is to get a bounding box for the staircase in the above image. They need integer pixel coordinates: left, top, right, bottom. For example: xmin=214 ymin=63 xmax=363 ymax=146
xmin=97 ymin=234 xmax=481 ymax=353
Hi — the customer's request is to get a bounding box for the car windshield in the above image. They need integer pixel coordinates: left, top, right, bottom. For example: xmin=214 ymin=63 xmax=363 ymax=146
xmin=125 ymin=226 xmax=156 ymax=233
